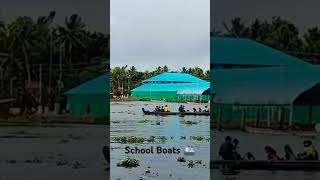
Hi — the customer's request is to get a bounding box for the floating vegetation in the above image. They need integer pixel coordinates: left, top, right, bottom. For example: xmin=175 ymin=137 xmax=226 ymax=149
xmin=146 ymin=136 xmax=156 ymax=143
xmin=114 ymin=136 xmax=145 ymax=144
xmin=114 ymin=135 xmax=169 ymax=144
xmin=177 ymin=157 xmax=186 ymax=162
xmin=117 ymin=157 xmax=140 ymax=168
xmin=180 ymin=120 xmax=198 ymax=125
xmin=187 ymin=160 xmax=195 ymax=168
xmin=138 ymin=119 xmax=150 ymax=123
xmin=180 ymin=136 xmax=187 ymax=140
xmin=158 ymin=136 xmax=167 ymax=143
xmin=177 ymin=157 xmax=207 ymax=169
xmin=195 ymin=160 xmax=202 ymax=164
xmin=190 ymin=135 xmax=210 ymax=141
xmin=191 ymin=135 xmax=204 ymax=141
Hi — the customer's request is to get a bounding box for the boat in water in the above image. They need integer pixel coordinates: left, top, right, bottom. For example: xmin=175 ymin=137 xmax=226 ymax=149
xmin=142 ymin=108 xmax=210 ymax=116
xmin=211 ymin=160 xmax=320 ymax=171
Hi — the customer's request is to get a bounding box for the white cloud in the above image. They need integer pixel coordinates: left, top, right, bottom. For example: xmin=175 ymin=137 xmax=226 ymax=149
xmin=111 ymin=0 xmax=210 ymax=71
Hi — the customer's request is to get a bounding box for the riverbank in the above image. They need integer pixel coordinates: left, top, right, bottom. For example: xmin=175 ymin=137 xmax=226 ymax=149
xmin=0 ymin=113 xmax=109 ymax=126
xmin=110 ymin=97 xmax=209 ymax=104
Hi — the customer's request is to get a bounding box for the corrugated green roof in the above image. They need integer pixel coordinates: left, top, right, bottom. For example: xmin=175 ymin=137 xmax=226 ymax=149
xmin=213 ymin=67 xmax=320 ymax=104
xmin=64 ymin=74 xmax=108 ymax=95
xmin=132 ymin=82 xmax=209 ymax=94
xmin=132 ymin=72 xmax=209 ymax=95
xmin=144 ymin=72 xmax=208 ymax=83
xmin=211 ymin=37 xmax=311 ymax=67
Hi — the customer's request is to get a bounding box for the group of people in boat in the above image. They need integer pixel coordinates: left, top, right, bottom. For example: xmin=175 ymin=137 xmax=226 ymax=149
xmin=153 ymin=105 xmax=210 ymax=113
xmin=178 ymin=105 xmax=210 ymax=113
xmin=264 ymin=140 xmax=318 ymax=161
xmin=219 ymin=136 xmax=319 ymax=161
xmin=153 ymin=105 xmax=170 ymax=112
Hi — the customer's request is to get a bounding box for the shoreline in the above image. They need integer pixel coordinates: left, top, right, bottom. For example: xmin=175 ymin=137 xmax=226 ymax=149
xmin=0 ymin=114 xmax=109 ymax=126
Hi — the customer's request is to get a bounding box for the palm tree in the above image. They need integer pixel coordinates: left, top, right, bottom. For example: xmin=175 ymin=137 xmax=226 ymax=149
xmin=7 ymin=17 xmax=38 ymax=88
xmin=55 ymin=14 xmax=86 ymax=93
xmin=37 ymin=11 xmax=56 ymax=90
xmin=57 ymin=14 xmax=85 ymax=69
xmin=223 ymin=17 xmax=249 ymax=38
xmin=303 ymin=27 xmax=320 ymax=53
xmin=264 ymin=17 xmax=301 ymax=51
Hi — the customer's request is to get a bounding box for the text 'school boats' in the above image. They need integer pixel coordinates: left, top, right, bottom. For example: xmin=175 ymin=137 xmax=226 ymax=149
xmin=211 ymin=160 xmax=320 ymax=171
xmin=142 ymin=108 xmax=210 ymax=116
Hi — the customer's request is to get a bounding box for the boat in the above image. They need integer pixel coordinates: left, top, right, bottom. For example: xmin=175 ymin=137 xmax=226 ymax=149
xmin=211 ymin=160 xmax=320 ymax=171
xmin=245 ymin=126 xmax=318 ymax=137
xmin=142 ymin=108 xmax=210 ymax=116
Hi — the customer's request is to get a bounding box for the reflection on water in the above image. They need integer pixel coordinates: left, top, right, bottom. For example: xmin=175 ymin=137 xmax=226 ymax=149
xmin=110 ymin=101 xmax=210 ymax=180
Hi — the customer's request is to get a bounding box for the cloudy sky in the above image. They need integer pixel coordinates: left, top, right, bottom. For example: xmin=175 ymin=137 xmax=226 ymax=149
xmin=111 ymin=0 xmax=210 ymax=71
xmin=212 ymin=0 xmax=320 ymax=33
xmin=1 ymin=0 xmax=109 ymax=33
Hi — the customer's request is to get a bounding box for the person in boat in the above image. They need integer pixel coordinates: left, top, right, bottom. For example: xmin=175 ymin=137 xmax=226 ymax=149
xmin=233 ymin=138 xmax=243 ymax=160
xmin=198 ymin=107 xmax=202 ymax=112
xmin=204 ymin=105 xmax=209 ymax=112
xmin=264 ymin=146 xmax=281 ymax=160
xmin=244 ymin=152 xmax=255 ymax=160
xmin=193 ymin=108 xmax=197 ymax=112
xmin=154 ymin=106 xmax=159 ymax=112
xmin=178 ymin=105 xmax=185 ymax=112
xmin=298 ymin=140 xmax=319 ymax=160
xmin=160 ymin=106 xmax=164 ymax=112
xmin=284 ymin=145 xmax=296 ymax=160
xmin=219 ymin=136 xmax=235 ymax=160
xmin=163 ymin=105 xmax=170 ymax=112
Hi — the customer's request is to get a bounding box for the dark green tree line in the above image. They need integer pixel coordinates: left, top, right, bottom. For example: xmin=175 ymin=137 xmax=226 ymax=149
xmin=110 ymin=66 xmax=209 ymax=97
xmin=213 ymin=17 xmax=320 ymax=60
xmin=0 ymin=12 xmax=108 ymax=108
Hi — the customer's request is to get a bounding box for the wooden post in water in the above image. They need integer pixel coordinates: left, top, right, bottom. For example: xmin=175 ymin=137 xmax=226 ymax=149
xmin=240 ymin=107 xmax=246 ymax=131
xmin=277 ymin=106 xmax=281 ymax=123
xmin=308 ymin=105 xmax=313 ymax=124
xmin=267 ymin=107 xmax=271 ymax=128
xmin=217 ymin=107 xmax=222 ymax=131
xmin=278 ymin=106 xmax=283 ymax=129
xmin=256 ymin=108 xmax=260 ymax=128
xmin=289 ymin=105 xmax=293 ymax=128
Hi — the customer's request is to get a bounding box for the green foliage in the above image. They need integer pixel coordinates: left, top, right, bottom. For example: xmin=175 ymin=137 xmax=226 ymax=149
xmin=138 ymin=119 xmax=150 ymax=123
xmin=213 ymin=16 xmax=320 ymax=55
xmin=114 ymin=136 xmax=145 ymax=144
xmin=180 ymin=120 xmax=198 ymax=125
xmin=0 ymin=12 xmax=108 ymax=105
xmin=190 ymin=135 xmax=209 ymax=141
xmin=177 ymin=157 xmax=186 ymax=162
xmin=116 ymin=157 xmax=140 ymax=168
xmin=114 ymin=135 xmax=168 ymax=144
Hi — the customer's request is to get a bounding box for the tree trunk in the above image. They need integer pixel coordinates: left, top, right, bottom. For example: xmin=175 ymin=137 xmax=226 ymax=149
xmin=49 ymin=33 xmax=53 ymax=91
xmin=58 ymin=45 xmax=63 ymax=95
xmin=22 ymin=45 xmax=31 ymax=88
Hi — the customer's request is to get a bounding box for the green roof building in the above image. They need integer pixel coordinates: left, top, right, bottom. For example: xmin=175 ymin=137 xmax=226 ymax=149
xmin=211 ymin=37 xmax=320 ymax=129
xmin=131 ymin=72 xmax=210 ymax=101
xmin=64 ymin=73 xmax=109 ymax=119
